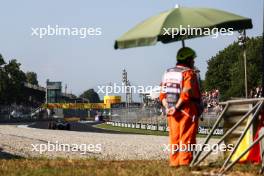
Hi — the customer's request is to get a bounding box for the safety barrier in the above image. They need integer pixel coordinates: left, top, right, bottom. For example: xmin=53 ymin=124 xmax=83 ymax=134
xmin=106 ymin=121 xmax=169 ymax=132
xmin=190 ymin=98 xmax=264 ymax=175
xmin=106 ymin=121 xmax=223 ymax=135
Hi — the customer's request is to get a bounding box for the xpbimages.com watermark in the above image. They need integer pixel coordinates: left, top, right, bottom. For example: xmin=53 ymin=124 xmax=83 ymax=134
xmin=31 ymin=141 xmax=102 ymax=154
xmin=31 ymin=25 xmax=102 ymax=39
xmin=162 ymin=25 xmax=234 ymax=39
xmin=97 ymin=83 xmax=162 ymax=95
xmin=162 ymin=141 xmax=234 ymax=154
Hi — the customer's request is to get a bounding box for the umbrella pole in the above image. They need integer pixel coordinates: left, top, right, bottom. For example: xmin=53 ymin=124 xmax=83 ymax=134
xmin=181 ymin=40 xmax=185 ymax=47
xmin=243 ymin=30 xmax=248 ymax=98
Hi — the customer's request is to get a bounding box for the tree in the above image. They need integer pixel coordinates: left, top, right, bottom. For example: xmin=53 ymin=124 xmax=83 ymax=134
xmin=0 ymin=56 xmax=27 ymax=105
xmin=79 ymin=89 xmax=100 ymax=103
xmin=204 ymin=36 xmax=262 ymax=101
xmin=0 ymin=54 xmax=5 ymax=66
xmin=26 ymin=72 xmax=38 ymax=85
xmin=0 ymin=55 xmax=43 ymax=105
xmin=0 ymin=54 xmax=8 ymax=104
xmin=4 ymin=59 xmax=26 ymax=104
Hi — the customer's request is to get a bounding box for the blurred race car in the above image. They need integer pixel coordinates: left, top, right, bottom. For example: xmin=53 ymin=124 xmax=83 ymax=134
xmin=48 ymin=118 xmax=71 ymax=130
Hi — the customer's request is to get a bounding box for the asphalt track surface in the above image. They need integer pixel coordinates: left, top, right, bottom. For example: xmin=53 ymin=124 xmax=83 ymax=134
xmin=29 ymin=121 xmax=126 ymax=134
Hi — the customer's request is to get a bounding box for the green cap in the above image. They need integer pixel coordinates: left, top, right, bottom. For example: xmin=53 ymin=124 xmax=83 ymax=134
xmin=177 ymin=47 xmax=196 ymax=61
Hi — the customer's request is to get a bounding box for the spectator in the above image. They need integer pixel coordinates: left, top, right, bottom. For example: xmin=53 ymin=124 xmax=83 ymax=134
xmin=202 ymin=89 xmax=220 ymax=113
xmin=250 ymin=86 xmax=263 ymax=98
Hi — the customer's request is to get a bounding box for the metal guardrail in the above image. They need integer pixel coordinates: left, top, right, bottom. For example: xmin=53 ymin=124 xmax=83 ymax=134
xmin=110 ymin=107 xmax=223 ymax=135
xmin=190 ymin=98 xmax=264 ymax=175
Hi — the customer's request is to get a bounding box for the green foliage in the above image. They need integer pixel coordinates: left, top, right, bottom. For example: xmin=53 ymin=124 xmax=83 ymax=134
xmin=0 ymin=59 xmax=8 ymax=104
xmin=0 ymin=54 xmax=6 ymax=65
xmin=205 ymin=36 xmax=263 ymax=100
xmin=79 ymin=89 xmax=100 ymax=103
xmin=26 ymin=71 xmax=39 ymax=85
xmin=0 ymin=56 xmax=27 ymax=105
xmin=200 ymin=79 xmax=205 ymax=92
xmin=0 ymin=158 xmax=261 ymax=176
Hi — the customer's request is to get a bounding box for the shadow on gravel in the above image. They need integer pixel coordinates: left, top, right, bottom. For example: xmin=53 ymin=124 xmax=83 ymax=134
xmin=0 ymin=148 xmax=23 ymax=159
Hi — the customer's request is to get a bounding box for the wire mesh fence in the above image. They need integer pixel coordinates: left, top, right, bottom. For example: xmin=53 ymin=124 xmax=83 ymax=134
xmin=110 ymin=106 xmax=223 ymax=130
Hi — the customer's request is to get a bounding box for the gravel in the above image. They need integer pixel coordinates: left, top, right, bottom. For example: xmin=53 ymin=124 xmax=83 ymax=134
xmin=0 ymin=124 xmax=221 ymax=161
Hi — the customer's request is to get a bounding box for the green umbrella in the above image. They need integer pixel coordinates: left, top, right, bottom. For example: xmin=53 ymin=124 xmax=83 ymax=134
xmin=114 ymin=7 xmax=253 ymax=49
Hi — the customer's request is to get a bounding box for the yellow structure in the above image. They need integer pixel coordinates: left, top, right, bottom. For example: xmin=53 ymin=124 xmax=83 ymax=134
xmin=230 ymin=118 xmax=252 ymax=162
xmin=104 ymin=96 xmax=121 ymax=108
xmin=44 ymin=103 xmax=106 ymax=109
xmin=42 ymin=96 xmax=121 ymax=110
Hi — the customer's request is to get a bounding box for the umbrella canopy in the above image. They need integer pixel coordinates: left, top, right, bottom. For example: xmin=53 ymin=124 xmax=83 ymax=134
xmin=115 ymin=7 xmax=253 ymax=49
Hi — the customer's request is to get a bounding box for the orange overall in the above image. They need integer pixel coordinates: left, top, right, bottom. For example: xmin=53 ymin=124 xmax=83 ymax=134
xmin=160 ymin=65 xmax=201 ymax=166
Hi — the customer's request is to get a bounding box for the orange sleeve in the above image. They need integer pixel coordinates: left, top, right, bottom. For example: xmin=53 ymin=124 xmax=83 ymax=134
xmin=159 ymin=92 xmax=166 ymax=102
xmin=159 ymin=82 xmax=167 ymax=102
xmin=180 ymin=70 xmax=200 ymax=102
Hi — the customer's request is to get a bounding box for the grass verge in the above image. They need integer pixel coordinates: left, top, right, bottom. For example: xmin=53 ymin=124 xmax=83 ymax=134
xmin=94 ymin=123 xmax=221 ymax=138
xmin=0 ymin=158 xmax=261 ymax=176
xmin=95 ymin=123 xmax=168 ymax=136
